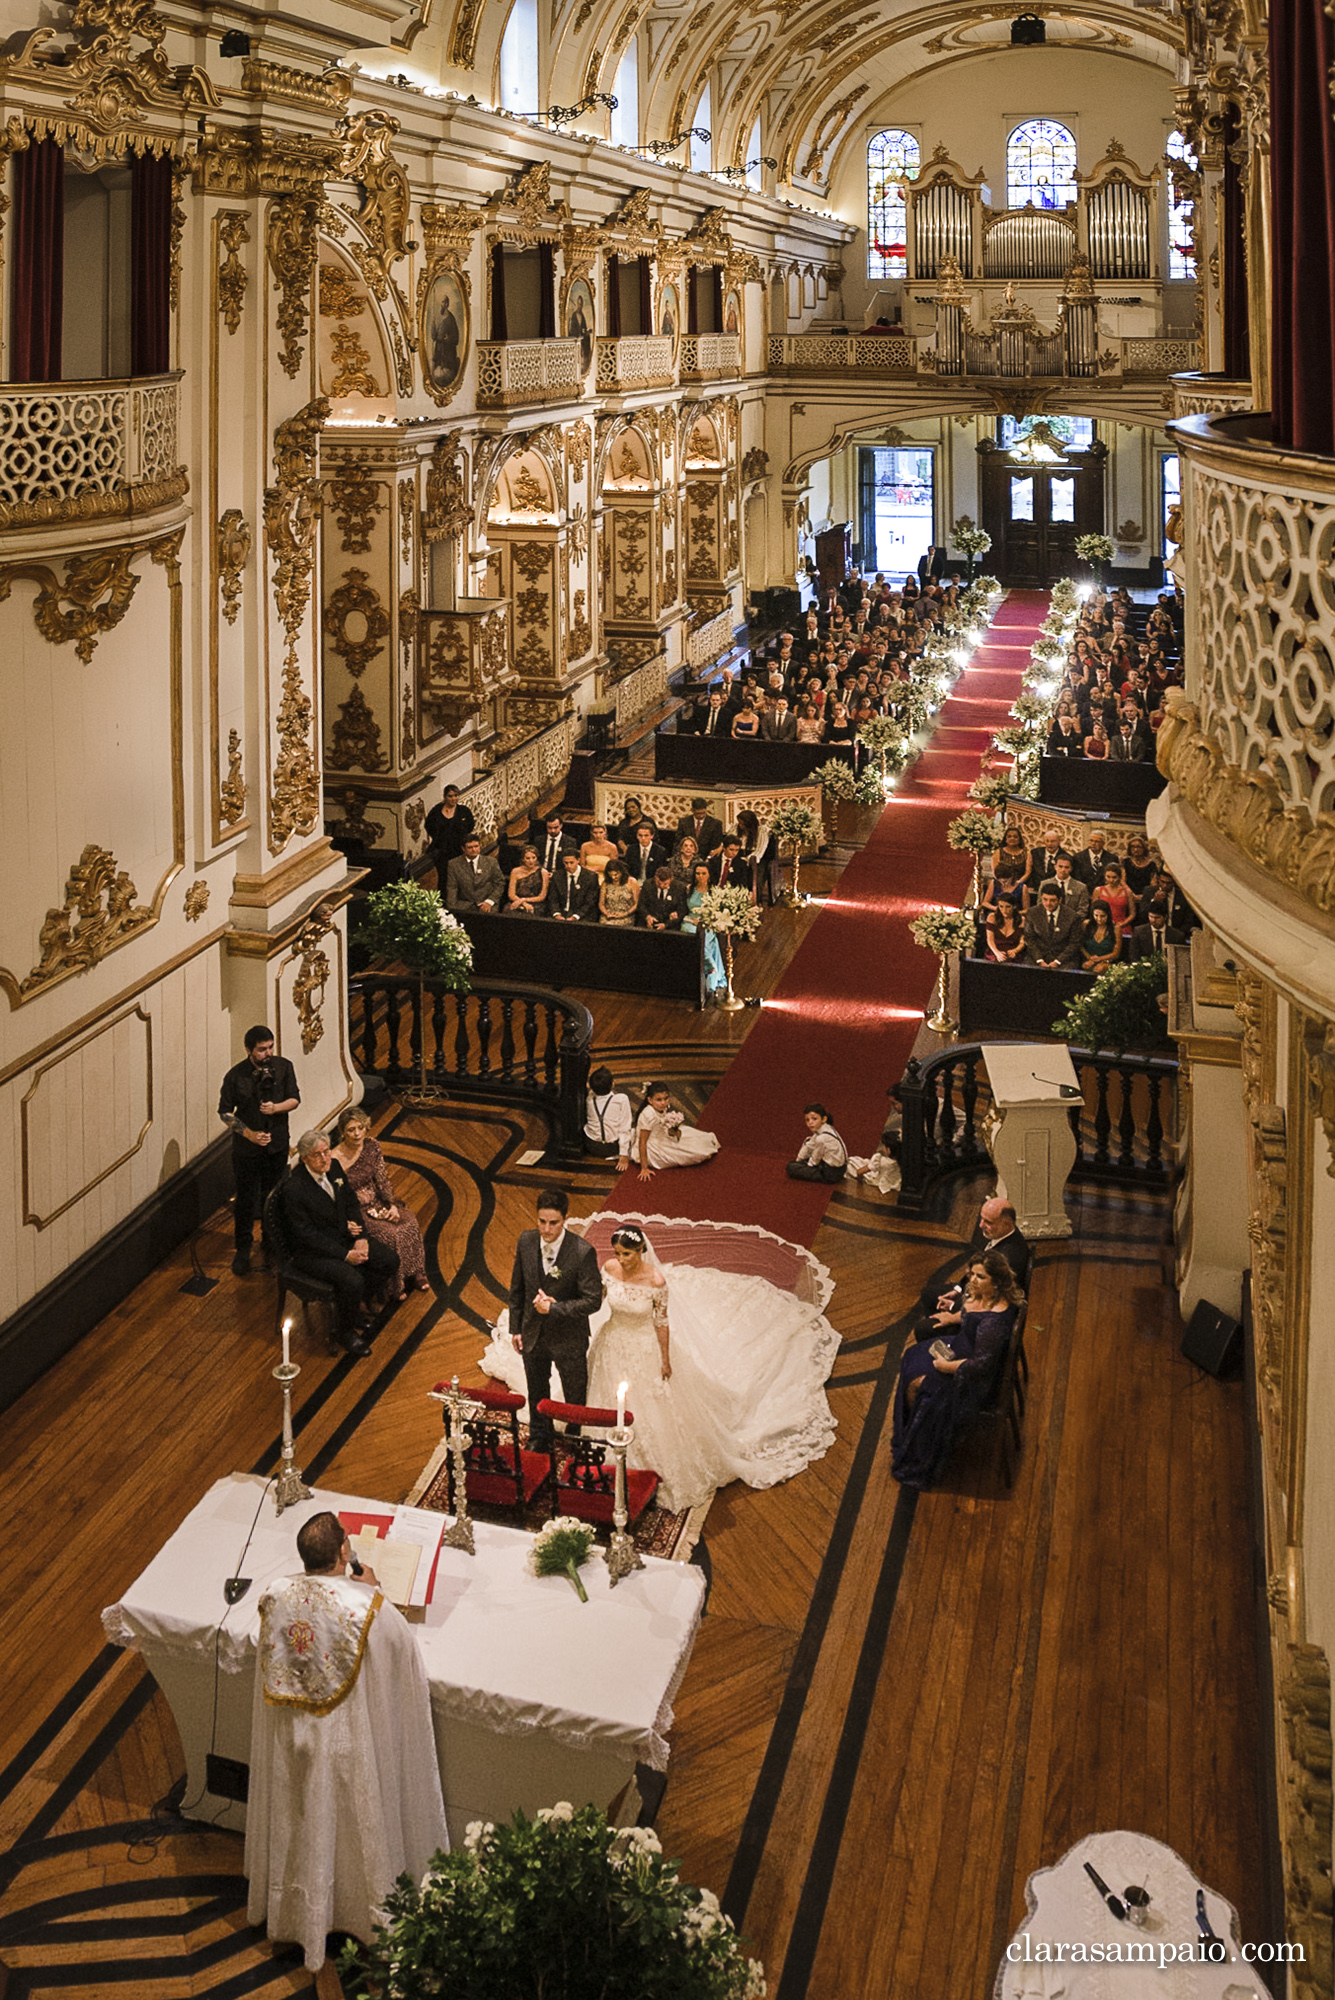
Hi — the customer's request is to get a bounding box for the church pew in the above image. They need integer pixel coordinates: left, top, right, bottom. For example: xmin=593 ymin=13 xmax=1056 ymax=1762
xmin=1038 ymin=756 xmax=1166 ymax=814
xmin=959 ymin=954 xmax=1095 ymax=1038
xmin=654 ymin=732 xmax=855 ymax=786
xmin=457 ymin=910 xmax=706 ymax=1005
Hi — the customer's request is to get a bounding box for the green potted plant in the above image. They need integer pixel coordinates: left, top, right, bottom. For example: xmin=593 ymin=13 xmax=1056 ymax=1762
xmin=359 ymin=878 xmax=473 ymax=1099
xmin=1052 ymin=954 xmax=1173 ymax=1054
xmin=340 ymin=1806 xmax=767 ymax=1999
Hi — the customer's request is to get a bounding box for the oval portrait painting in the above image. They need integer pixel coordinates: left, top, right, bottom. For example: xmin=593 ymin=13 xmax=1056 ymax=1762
xmin=422 ymin=269 xmax=469 ymax=399
xmin=566 ymin=276 xmax=595 ymax=375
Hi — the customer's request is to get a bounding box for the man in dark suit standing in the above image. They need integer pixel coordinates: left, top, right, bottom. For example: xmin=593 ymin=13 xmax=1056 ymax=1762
xmin=278 ymin=1131 xmax=399 ymax=1356
xmin=545 ymin=852 xmax=599 ymax=922
xmin=219 ymin=1024 xmax=301 ymax=1276
xmin=676 ymin=797 xmax=725 ymax=858
xmin=507 ymin=1188 xmax=603 ymax=1447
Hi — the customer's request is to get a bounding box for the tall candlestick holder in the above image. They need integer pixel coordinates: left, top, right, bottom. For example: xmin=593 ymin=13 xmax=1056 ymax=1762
xmin=603 ymin=1426 xmax=644 ymax=1587
xmin=273 ymin=1360 xmax=312 ymax=1513
xmin=441 ymin=1376 xmax=476 ymax=1555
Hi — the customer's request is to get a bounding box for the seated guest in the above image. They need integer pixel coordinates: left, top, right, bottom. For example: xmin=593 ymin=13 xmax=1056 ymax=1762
xmin=825 ymin=702 xmax=856 ymax=744
xmin=599 ymin=859 xmax=639 ymax=927
xmin=918 ymin=1197 xmax=1032 ymax=1319
xmin=795 ymin=702 xmax=825 ymax=743
xmin=579 ymin=822 xmax=619 ymax=876
xmin=278 ymin=1131 xmax=399 ymax=1357
xmin=1071 ymin=831 xmax=1120 ymax=888
xmin=1108 ymin=716 xmax=1149 ymax=761
xmin=676 ymin=797 xmax=725 ymax=859
xmin=1127 ymin=901 xmax=1185 ymax=959
xmin=1121 ymin=831 xmax=1158 ymax=898
xmin=1048 ymin=854 xmax=1091 ymax=924
xmin=1028 ymin=827 xmax=1072 ymax=885
xmin=635 ymin=1080 xmax=721 ymax=1175
xmin=711 ymin=837 xmax=755 ymax=896
xmin=331 ymin=1106 xmax=429 ymax=1297
xmin=1024 ymin=884 xmax=1085 ymax=968
xmin=984 ymin=900 xmax=1027 ymax=964
xmin=584 ymin=1066 xmax=633 ymax=1169
xmin=670 ymin=834 xmax=701 ymax=893
xmin=786 ymin=1103 xmax=848 ymax=1182
xmin=624 ymin=820 xmax=667 ymax=883
xmin=504 ymin=844 xmax=548 ymax=916
xmin=984 ymin=826 xmax=1033 ymax=913
xmin=615 ymin=797 xmax=655 ymax=850
xmin=761 ymin=696 xmax=798 ymax=742
xmin=731 ymin=696 xmax=762 ymax=740
xmin=639 ymin=864 xmax=686 ymax=930
xmin=1047 ymin=712 xmax=1086 ymax=757
xmin=1092 ymin=860 xmax=1136 ymax=936
xmin=892 ymin=1251 xmax=1023 ymax=1491
xmin=690 ymin=689 xmax=730 ymax=737
xmin=1143 ymin=864 xmax=1199 ymax=933
xmin=1081 ymin=902 xmax=1123 ymax=970
xmin=530 ymin=813 xmax=578 ymax=877
xmin=1084 ymin=719 xmax=1110 ymax=759
xmin=445 ymin=835 xmax=504 ymax=914
xmin=546 ymin=851 xmax=599 ymax=922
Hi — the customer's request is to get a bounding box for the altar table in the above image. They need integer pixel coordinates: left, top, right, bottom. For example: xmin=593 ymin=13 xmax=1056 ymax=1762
xmin=103 ymin=1473 xmax=705 ymax=1844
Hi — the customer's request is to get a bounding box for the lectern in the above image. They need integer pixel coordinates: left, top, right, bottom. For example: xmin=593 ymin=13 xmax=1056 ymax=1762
xmin=980 ymin=1044 xmax=1078 ymax=1239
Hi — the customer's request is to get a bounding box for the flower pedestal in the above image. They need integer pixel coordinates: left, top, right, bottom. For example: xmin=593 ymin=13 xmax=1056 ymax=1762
xmin=927 ymin=953 xmax=956 ymax=1036
xmin=782 ymin=852 xmax=807 ymax=909
xmin=719 ymin=934 xmax=746 ymax=1012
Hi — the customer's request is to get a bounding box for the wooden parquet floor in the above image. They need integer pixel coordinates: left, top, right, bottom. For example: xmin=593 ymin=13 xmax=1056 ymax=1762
xmin=0 ymin=846 xmax=1263 ymax=1999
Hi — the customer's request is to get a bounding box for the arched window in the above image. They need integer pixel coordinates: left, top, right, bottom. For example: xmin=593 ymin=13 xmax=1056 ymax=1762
xmin=610 ymin=41 xmax=639 ymax=147
xmin=498 ymin=0 xmax=539 ymax=120
xmin=1165 ymin=129 xmax=1198 ymax=280
xmin=1006 ymin=119 xmax=1076 ymax=209
xmin=746 ymin=115 xmax=763 ymax=189
xmin=867 ymin=129 xmax=919 ymax=279
xmin=690 ymin=86 xmax=711 ymax=175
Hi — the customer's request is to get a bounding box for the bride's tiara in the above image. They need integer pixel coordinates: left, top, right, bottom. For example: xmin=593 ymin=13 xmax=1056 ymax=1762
xmin=610 ymin=1225 xmax=647 ymax=1249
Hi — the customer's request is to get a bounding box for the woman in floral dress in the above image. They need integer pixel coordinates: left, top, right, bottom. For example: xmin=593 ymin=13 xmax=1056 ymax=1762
xmin=331 ymin=1108 xmax=430 ymax=1296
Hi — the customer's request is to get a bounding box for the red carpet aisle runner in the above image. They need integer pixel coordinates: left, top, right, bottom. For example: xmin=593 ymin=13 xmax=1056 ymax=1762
xmin=604 ymin=591 xmax=1050 ymax=1245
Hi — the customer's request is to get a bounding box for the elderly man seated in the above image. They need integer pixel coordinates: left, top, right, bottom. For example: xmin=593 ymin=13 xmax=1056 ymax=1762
xmin=277 ymin=1131 xmax=399 ymax=1357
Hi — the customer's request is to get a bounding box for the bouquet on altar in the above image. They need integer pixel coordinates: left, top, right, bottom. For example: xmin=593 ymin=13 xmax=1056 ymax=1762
xmin=909 ymin=907 xmax=979 ymax=956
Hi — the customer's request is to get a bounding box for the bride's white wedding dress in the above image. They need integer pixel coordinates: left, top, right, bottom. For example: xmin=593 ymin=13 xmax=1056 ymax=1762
xmin=481 ymin=1258 xmax=840 ymax=1513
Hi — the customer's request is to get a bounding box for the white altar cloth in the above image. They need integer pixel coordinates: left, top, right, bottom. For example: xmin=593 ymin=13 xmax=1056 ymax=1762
xmin=103 ymin=1473 xmax=705 ymax=1841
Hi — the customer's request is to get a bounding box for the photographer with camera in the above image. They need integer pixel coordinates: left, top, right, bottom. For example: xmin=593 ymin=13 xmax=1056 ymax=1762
xmin=218 ymin=1024 xmax=301 ymax=1275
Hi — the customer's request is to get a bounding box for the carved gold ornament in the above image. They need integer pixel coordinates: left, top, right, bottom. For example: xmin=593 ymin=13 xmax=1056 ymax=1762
xmin=337 ymin=113 xmax=411 ymax=284
xmin=328 ymin=787 xmax=383 ymax=846
xmin=0 ymin=548 xmax=139 ymax=662
xmin=281 ymin=906 xmax=335 ymax=1054
xmin=511 ymin=467 xmax=548 ymax=514
xmin=329 ymin=324 xmax=380 ymax=400
xmin=324 ymin=569 xmax=389 ymax=678
xmin=399 ymin=480 xmax=415 ymax=567
xmin=329 ymin=684 xmax=388 ymax=773
xmin=265 ymin=399 xmax=329 ymax=854
xmin=328 ymin=463 xmax=383 ymax=557
xmin=742 ymin=446 xmax=770 ymax=482
xmin=183 ymin=879 xmax=210 ymax=922
xmin=570 ymin=588 xmax=592 ymax=660
xmin=10 ymin=844 xmax=154 ymax=1003
xmin=219 ymin=727 xmax=246 ymax=826
xmin=268 ymin=191 xmax=323 ymax=380
xmin=241 ymin=56 xmax=353 ymax=115
xmin=405 ymin=799 xmax=425 ymax=841
xmin=424 ymin=436 xmax=470 ymax=544
xmin=216 ymin=211 xmax=250 ymax=334
xmin=0 ymin=0 xmax=217 ymax=154
xmin=318 ymin=261 xmax=366 ymax=321
xmin=217 ymin=510 xmax=251 ymax=625
xmin=402 ymin=682 xmax=415 ymax=766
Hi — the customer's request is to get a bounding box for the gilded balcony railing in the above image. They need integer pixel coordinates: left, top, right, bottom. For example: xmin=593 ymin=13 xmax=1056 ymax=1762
xmin=595 ymin=334 xmax=677 ymax=392
xmin=767 ymin=333 xmax=916 ymax=373
xmin=475 ymin=338 xmax=583 ymax=409
xmin=1169 ymin=371 xmax=1254 ymax=420
xmin=0 ymin=373 xmax=184 ymax=530
xmin=678 ymin=333 xmax=741 ymax=381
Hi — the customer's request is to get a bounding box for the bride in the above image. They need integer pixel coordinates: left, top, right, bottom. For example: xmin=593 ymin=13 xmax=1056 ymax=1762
xmin=481 ymin=1221 xmax=839 ymax=1513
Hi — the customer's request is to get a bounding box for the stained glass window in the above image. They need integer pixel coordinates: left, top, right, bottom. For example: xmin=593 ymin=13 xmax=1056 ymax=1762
xmin=867 ymin=129 xmax=920 ymax=279
xmin=1006 ymin=119 xmax=1077 ymax=209
xmin=1165 ymin=130 xmax=1198 ymax=280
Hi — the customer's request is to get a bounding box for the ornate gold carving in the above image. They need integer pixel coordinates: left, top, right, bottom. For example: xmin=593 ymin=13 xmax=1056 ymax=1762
xmin=265 ymin=398 xmax=329 ymax=853
xmin=663 ymin=548 xmax=676 ymax=603
xmin=569 ymin=587 xmax=592 ymax=659
xmin=799 ymin=84 xmax=870 ymax=183
xmin=14 ymin=845 xmax=154 ymax=1002
xmin=268 ymin=191 xmax=323 ymax=380
xmin=328 ymin=786 xmax=383 ymax=846
xmin=329 ymin=683 xmax=388 ymax=772
xmin=318 ymin=261 xmax=365 ymax=321
xmin=405 ymin=799 xmax=425 ymax=841
xmin=425 ymin=436 xmax=470 ymax=544
xmin=195 ymin=128 xmax=341 ymax=201
xmin=399 ymin=480 xmax=415 ymax=567
xmin=219 ymin=726 xmax=246 ymax=826
xmin=324 ymin=568 xmax=389 ymax=678
xmin=216 ymin=211 xmax=250 ymax=334
xmin=217 ymin=510 xmax=250 ymax=625
xmin=329 ymin=463 xmax=383 ymax=555
xmin=168 ymin=158 xmax=187 ymax=315
xmin=511 ymin=467 xmax=548 ymax=514
xmin=742 ymin=446 xmax=770 ymax=482
xmin=0 ymin=467 xmax=188 ymax=536
xmin=183 ymin=879 xmax=210 ymax=922
xmin=329 ymin=324 xmax=380 ymax=399
xmin=402 ymin=680 xmax=415 ymax=766
xmin=449 ymin=0 xmax=484 ymax=68
xmin=1304 ymin=1022 xmax=1335 ymax=1181
xmin=486 ymin=161 xmax=570 ymax=230
xmin=567 ymin=423 xmax=591 ymax=478
xmin=0 ymin=549 xmax=138 ymax=662
xmin=1279 ymin=1644 xmax=1334 ymax=2000
xmin=0 ymin=0 xmax=218 ymax=152
xmin=241 ymin=56 xmax=353 ymax=114
xmin=420 ymin=202 xmax=481 ymax=263
xmin=278 ymin=905 xmax=335 ymax=1055
xmin=511 ymin=541 xmax=554 ymax=584
xmin=1157 ymin=695 xmax=1335 ymax=921
xmin=337 ymin=112 xmax=411 ymax=285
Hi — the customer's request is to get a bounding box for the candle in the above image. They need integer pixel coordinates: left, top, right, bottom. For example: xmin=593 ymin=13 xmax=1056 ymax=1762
xmin=282 ymin=1318 xmax=292 ymax=1369
xmin=616 ymin=1380 xmax=627 ymax=1428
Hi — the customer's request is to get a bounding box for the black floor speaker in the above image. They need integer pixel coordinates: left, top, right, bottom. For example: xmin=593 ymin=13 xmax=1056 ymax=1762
xmin=1181 ymin=1300 xmax=1242 ymax=1378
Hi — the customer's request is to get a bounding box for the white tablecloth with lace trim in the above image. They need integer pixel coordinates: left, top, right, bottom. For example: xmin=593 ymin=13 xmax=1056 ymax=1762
xmin=103 ymin=1473 xmax=704 ymax=1840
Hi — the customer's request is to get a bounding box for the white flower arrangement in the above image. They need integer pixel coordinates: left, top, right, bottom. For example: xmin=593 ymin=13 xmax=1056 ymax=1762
xmin=1074 ymin=532 xmax=1116 ymax=567
xmin=768 ymin=800 xmax=822 ymax=853
xmin=969 ymin=773 xmax=1013 ymax=814
xmin=857 ymin=713 xmax=908 ymax=758
xmin=952 ymin=520 xmax=992 ymax=558
xmin=695 ymin=883 xmax=762 ymax=940
xmin=946 ymin=808 xmax=1001 ymax=856
xmin=528 ymin=1518 xmax=597 ymax=1601
xmin=909 ymin=906 xmax=979 ymax=956
xmin=809 ymin=758 xmax=860 ymax=801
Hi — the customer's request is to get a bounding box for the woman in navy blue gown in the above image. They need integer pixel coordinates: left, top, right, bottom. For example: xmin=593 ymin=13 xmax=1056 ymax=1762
xmin=891 ymin=1250 xmax=1023 ymax=1490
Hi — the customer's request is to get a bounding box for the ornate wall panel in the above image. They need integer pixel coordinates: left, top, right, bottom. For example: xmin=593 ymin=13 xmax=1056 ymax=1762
xmin=21 ymin=1007 xmax=152 ymax=1230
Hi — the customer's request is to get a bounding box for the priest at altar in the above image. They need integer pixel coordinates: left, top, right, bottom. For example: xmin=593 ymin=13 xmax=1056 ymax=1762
xmin=244 ymin=1510 xmax=448 ymax=1971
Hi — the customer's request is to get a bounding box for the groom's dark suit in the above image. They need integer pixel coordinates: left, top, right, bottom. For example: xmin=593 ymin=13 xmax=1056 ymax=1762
xmin=507 ymin=1226 xmax=603 ymax=1444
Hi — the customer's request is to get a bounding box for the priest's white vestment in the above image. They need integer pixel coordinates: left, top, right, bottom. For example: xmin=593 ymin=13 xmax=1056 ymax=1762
xmin=244 ymin=1571 xmax=448 ymax=1970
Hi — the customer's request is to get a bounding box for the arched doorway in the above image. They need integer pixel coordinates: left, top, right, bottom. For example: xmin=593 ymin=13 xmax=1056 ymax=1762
xmin=977 ymin=417 xmax=1107 ymax=585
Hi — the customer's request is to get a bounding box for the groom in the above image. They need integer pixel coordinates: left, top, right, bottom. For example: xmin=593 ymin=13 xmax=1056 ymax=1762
xmin=507 ymin=1187 xmax=603 ymax=1449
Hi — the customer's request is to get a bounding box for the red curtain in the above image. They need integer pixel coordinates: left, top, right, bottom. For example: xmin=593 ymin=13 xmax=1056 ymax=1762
xmin=1220 ymin=106 xmax=1250 ymax=381
xmin=490 ymin=242 xmax=508 ymax=342
xmin=538 ymin=243 xmax=556 ymax=340
xmin=607 ymin=254 xmax=622 ymax=337
xmin=131 ymin=150 xmax=173 ymax=376
xmin=1270 ymin=0 xmax=1335 ymax=454
xmin=637 ymin=255 xmax=652 ymax=334
xmin=687 ymin=265 xmax=699 ymax=335
xmin=11 ymin=139 xmax=64 ymax=383
xmin=712 ymin=267 xmax=723 ymax=330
